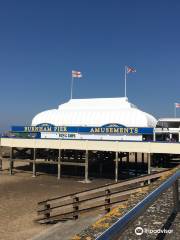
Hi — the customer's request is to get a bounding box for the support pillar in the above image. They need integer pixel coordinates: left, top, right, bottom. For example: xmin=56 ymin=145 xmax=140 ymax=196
xmin=32 ymin=148 xmax=36 ymax=177
xmin=115 ymin=152 xmax=119 ymax=182
xmin=29 ymin=148 xmax=33 ymax=166
xmin=135 ymin=152 xmax=138 ymax=176
xmin=85 ymin=150 xmax=89 ymax=183
xmin=74 ymin=150 xmax=78 ymax=176
xmin=147 ymin=153 xmax=151 ymax=184
xmin=127 ymin=153 xmax=129 ymax=176
xmin=9 ymin=147 xmax=13 ymax=175
xmin=142 ymin=153 xmax=145 ymax=172
xmin=142 ymin=153 xmax=144 ymax=164
xmin=99 ymin=162 xmax=103 ymax=177
xmin=119 ymin=155 xmax=122 ymax=173
xmin=58 ymin=149 xmax=61 ymax=180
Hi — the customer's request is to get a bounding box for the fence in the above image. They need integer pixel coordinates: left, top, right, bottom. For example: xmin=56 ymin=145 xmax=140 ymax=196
xmin=37 ymin=170 xmax=170 ymax=223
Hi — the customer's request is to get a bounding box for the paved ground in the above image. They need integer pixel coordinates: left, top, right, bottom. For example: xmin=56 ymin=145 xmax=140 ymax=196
xmin=30 ymin=212 xmax=103 ymax=240
xmin=165 ymin=212 xmax=180 ymax=240
xmin=0 ymin=161 xmax=112 ymax=240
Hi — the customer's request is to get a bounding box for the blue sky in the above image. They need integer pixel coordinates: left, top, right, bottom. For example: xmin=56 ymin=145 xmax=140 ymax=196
xmin=0 ymin=0 xmax=180 ymax=131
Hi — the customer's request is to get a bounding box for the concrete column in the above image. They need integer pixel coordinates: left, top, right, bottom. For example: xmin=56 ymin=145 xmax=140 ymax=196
xmin=147 ymin=153 xmax=151 ymax=184
xmin=85 ymin=150 xmax=89 ymax=183
xmin=74 ymin=150 xmax=78 ymax=176
xmin=29 ymin=148 xmax=33 ymax=166
xmin=99 ymin=162 xmax=103 ymax=177
xmin=141 ymin=153 xmax=145 ymax=172
xmin=9 ymin=147 xmax=13 ymax=175
xmin=115 ymin=152 xmax=119 ymax=182
xmin=147 ymin=153 xmax=151 ymax=174
xmin=142 ymin=153 xmax=144 ymax=164
xmin=58 ymin=149 xmax=61 ymax=180
xmin=119 ymin=155 xmax=122 ymax=173
xmin=127 ymin=153 xmax=129 ymax=176
xmin=32 ymin=148 xmax=36 ymax=177
xmin=12 ymin=148 xmax=14 ymax=169
xmin=135 ymin=152 xmax=138 ymax=176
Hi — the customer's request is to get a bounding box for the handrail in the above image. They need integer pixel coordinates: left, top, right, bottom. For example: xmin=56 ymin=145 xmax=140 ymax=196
xmin=37 ymin=171 xmax=171 ymax=223
xmin=38 ymin=170 xmax=169 ymax=204
xmin=96 ymin=170 xmax=180 ymax=240
xmin=37 ymin=185 xmax=146 ymax=214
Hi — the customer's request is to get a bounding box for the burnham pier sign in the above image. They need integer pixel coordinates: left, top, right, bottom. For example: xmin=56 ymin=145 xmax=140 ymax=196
xmin=11 ymin=123 xmax=153 ymax=135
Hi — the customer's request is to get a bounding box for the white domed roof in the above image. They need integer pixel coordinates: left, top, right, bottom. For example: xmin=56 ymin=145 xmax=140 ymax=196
xmin=32 ymin=97 xmax=157 ymax=127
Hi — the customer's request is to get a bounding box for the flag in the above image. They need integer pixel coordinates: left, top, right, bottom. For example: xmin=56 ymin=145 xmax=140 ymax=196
xmin=175 ymin=103 xmax=180 ymax=108
xmin=126 ymin=66 xmax=136 ymax=74
xmin=72 ymin=70 xmax=82 ymax=78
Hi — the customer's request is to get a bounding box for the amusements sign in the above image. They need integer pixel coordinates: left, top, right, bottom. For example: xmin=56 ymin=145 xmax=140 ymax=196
xmin=11 ymin=124 xmax=153 ymax=135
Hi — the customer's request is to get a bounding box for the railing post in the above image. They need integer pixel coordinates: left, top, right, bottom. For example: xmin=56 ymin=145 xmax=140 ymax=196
xmin=173 ymin=179 xmax=180 ymax=213
xmin=105 ymin=189 xmax=111 ymax=213
xmin=73 ymin=196 xmax=79 ymax=220
xmin=44 ymin=202 xmax=51 ymax=220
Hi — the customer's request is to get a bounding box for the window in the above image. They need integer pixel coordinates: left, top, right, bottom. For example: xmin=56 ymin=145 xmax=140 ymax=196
xmin=156 ymin=121 xmax=180 ymax=128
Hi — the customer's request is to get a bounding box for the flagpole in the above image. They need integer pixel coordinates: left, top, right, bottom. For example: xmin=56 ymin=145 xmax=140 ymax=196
xmin=174 ymin=103 xmax=176 ymax=118
xmin=125 ymin=65 xmax=127 ymax=98
xmin=70 ymin=76 xmax=74 ymax=99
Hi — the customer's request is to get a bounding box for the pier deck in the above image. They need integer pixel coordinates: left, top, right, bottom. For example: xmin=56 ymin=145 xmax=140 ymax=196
xmin=1 ymin=138 xmax=180 ymax=154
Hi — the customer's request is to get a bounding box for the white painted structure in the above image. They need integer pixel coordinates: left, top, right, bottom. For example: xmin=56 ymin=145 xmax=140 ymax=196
xmin=1 ymin=138 xmax=180 ymax=154
xmin=155 ymin=118 xmax=180 ymax=142
xmin=32 ymin=97 xmax=157 ymax=128
xmin=157 ymin=118 xmax=180 ymax=128
xmin=40 ymin=132 xmax=143 ymax=141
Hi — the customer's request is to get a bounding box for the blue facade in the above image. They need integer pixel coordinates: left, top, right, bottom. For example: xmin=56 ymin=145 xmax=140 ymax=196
xmin=11 ymin=123 xmax=154 ymax=135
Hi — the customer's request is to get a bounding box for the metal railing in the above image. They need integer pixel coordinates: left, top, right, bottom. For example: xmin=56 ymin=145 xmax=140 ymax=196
xmin=96 ymin=170 xmax=180 ymax=240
